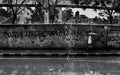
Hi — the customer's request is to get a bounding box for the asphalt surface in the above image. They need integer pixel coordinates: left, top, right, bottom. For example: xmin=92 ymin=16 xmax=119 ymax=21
xmin=0 ymin=57 xmax=120 ymax=75
xmin=0 ymin=49 xmax=120 ymax=55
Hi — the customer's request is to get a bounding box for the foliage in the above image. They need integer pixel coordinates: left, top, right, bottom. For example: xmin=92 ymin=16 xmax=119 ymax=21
xmin=2 ymin=0 xmax=32 ymax=24
xmin=75 ymin=11 xmax=79 ymax=17
xmin=71 ymin=0 xmax=120 ymax=24
xmin=30 ymin=2 xmax=44 ymax=23
xmin=74 ymin=14 xmax=89 ymax=23
xmin=0 ymin=8 xmax=11 ymax=18
xmin=62 ymin=8 xmax=73 ymax=23
xmin=72 ymin=0 xmax=80 ymax=5
xmin=49 ymin=7 xmax=59 ymax=23
xmin=115 ymin=0 xmax=120 ymax=13
xmin=0 ymin=8 xmax=12 ymax=24
xmin=74 ymin=11 xmax=80 ymax=23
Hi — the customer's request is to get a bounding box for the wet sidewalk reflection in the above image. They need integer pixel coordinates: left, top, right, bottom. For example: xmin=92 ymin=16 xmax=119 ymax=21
xmin=0 ymin=57 xmax=120 ymax=75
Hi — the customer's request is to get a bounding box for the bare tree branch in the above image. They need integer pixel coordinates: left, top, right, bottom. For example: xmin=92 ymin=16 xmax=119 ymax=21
xmin=100 ymin=0 xmax=114 ymax=25
xmin=110 ymin=0 xmax=116 ymax=14
xmin=15 ymin=0 xmax=27 ymax=13
xmin=13 ymin=0 xmax=31 ymax=19
xmin=100 ymin=0 xmax=111 ymax=14
xmin=15 ymin=0 xmax=18 ymax=10
xmin=17 ymin=7 xmax=26 ymax=15
xmin=9 ymin=0 xmax=15 ymax=16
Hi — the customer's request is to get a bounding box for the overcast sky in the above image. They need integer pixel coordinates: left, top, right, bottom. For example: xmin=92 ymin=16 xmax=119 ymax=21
xmin=63 ymin=8 xmax=110 ymax=19
xmin=62 ymin=8 xmax=103 ymax=18
xmin=72 ymin=8 xmax=100 ymax=18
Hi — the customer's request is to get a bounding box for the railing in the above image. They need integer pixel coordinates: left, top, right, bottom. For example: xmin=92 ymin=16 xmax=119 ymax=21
xmin=0 ymin=4 xmax=115 ymax=10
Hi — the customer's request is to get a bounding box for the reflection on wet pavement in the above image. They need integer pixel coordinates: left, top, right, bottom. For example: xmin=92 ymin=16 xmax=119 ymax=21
xmin=0 ymin=57 xmax=120 ymax=75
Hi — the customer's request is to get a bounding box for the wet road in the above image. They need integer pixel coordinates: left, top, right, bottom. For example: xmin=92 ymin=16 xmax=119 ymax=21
xmin=0 ymin=57 xmax=120 ymax=75
xmin=0 ymin=49 xmax=120 ymax=55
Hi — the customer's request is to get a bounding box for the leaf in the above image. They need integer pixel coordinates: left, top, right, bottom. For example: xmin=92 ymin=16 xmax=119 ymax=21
xmin=106 ymin=0 xmax=111 ymax=4
xmin=98 ymin=12 xmax=104 ymax=16
xmin=73 ymin=0 xmax=79 ymax=5
xmin=93 ymin=9 xmax=98 ymax=12
xmin=82 ymin=8 xmax=87 ymax=11
xmin=75 ymin=11 xmax=79 ymax=17
xmin=94 ymin=0 xmax=100 ymax=6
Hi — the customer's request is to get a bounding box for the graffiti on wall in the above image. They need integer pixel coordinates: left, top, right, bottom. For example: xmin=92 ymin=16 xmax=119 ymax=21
xmin=108 ymin=31 xmax=120 ymax=47
xmin=0 ymin=25 xmax=119 ymax=48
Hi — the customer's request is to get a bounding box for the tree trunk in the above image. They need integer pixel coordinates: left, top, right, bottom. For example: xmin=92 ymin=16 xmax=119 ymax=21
xmin=118 ymin=13 xmax=120 ymax=25
xmin=58 ymin=8 xmax=62 ymax=23
xmin=12 ymin=14 xmax=17 ymax=24
xmin=109 ymin=14 xmax=113 ymax=25
xmin=44 ymin=10 xmax=49 ymax=24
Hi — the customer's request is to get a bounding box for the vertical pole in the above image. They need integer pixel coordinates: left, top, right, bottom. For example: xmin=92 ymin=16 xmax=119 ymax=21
xmin=53 ymin=0 xmax=62 ymax=23
xmin=58 ymin=7 xmax=62 ymax=23
xmin=44 ymin=0 xmax=49 ymax=24
xmin=104 ymin=26 xmax=108 ymax=48
xmin=44 ymin=10 xmax=49 ymax=24
xmin=48 ymin=0 xmax=50 ymax=24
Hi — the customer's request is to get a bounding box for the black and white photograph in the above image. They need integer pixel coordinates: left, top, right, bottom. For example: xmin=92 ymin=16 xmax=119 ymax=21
xmin=0 ymin=0 xmax=120 ymax=75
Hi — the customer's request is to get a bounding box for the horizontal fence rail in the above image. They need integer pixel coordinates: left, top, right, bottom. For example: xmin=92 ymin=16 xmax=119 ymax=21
xmin=0 ymin=4 xmax=115 ymax=10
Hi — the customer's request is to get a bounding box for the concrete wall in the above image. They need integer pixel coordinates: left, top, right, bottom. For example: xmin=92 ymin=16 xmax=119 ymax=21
xmin=0 ymin=24 xmax=120 ymax=48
